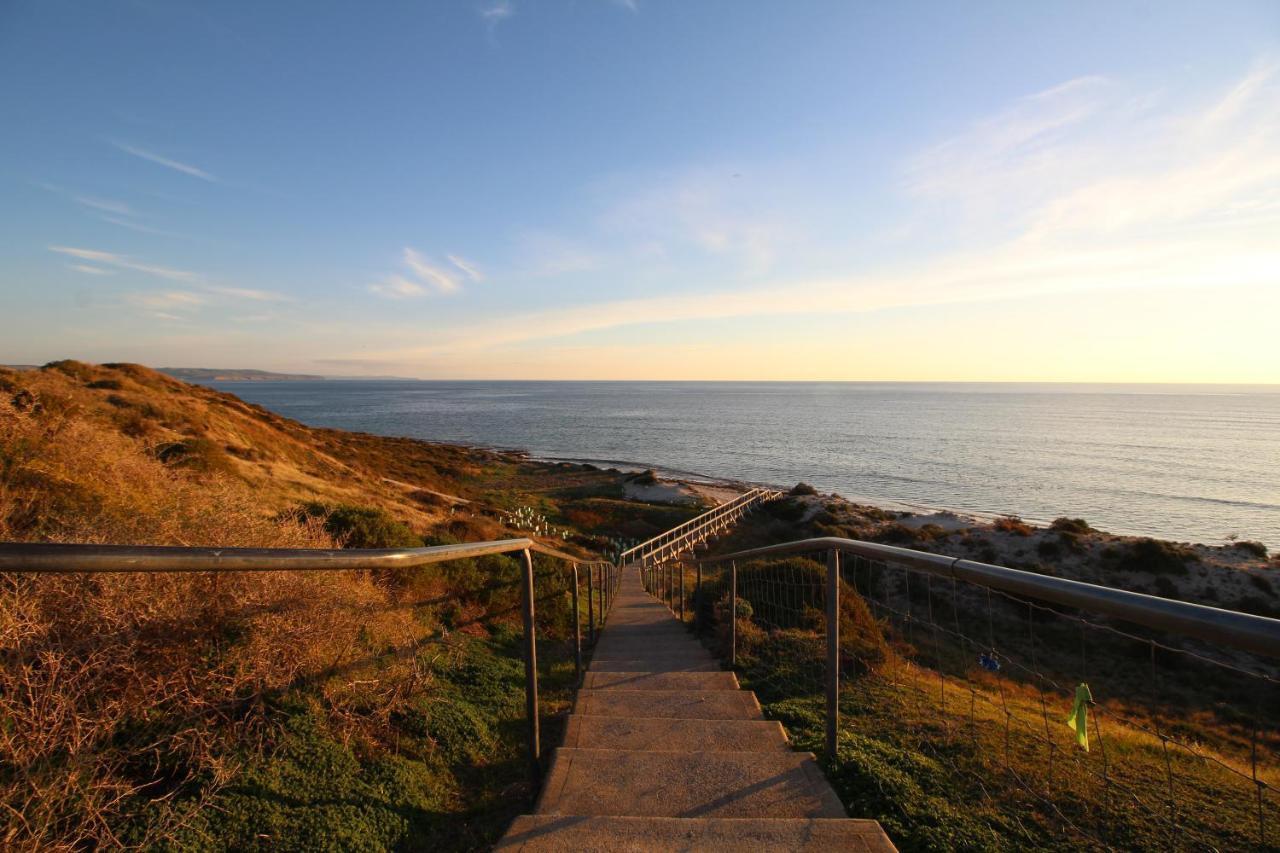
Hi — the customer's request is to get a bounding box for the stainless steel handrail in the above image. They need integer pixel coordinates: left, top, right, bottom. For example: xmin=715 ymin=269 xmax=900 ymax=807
xmin=0 ymin=536 xmax=619 ymax=791
xmin=697 ymin=537 xmax=1280 ymax=659
xmin=619 ymin=487 xmax=779 ymax=565
xmin=0 ymin=538 xmax=605 ymax=573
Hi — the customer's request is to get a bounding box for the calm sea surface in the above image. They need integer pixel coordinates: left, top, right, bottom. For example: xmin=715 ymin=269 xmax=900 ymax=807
xmin=211 ymin=381 xmax=1280 ymax=549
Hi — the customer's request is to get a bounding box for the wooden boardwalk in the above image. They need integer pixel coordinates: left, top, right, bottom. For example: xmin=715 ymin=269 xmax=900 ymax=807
xmin=496 ymin=569 xmax=895 ymax=851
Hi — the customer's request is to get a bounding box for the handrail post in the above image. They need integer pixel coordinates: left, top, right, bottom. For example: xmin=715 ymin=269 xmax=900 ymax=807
xmin=825 ymin=548 xmax=840 ymax=760
xmin=730 ymin=559 xmax=738 ymax=666
xmin=571 ymin=562 xmax=582 ymax=684
xmin=695 ymin=560 xmax=702 ymax=632
xmin=519 ymin=549 xmax=540 ymax=790
xmin=679 ymin=561 xmax=685 ymax=623
xmin=586 ymin=563 xmax=596 ymax=645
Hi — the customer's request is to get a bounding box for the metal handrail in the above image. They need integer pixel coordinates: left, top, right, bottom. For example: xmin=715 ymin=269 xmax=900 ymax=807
xmin=619 ymin=487 xmax=779 ymax=565
xmin=0 ymin=537 xmax=620 ymax=791
xmin=0 ymin=538 xmax=604 ymax=573
xmin=697 ymin=537 xmax=1280 ymax=659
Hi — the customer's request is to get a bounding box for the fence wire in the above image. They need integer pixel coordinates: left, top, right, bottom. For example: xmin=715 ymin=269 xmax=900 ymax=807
xmin=687 ymin=548 xmax=1278 ymax=851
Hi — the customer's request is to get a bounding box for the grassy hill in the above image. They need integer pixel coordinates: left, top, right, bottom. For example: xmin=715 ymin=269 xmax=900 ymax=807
xmin=0 ymin=361 xmax=703 ymax=851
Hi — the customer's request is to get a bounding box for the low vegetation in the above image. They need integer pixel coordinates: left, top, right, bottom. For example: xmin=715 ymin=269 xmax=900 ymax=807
xmin=0 ymin=362 xmax=703 ymax=851
xmin=692 ymin=493 xmax=1279 ymax=851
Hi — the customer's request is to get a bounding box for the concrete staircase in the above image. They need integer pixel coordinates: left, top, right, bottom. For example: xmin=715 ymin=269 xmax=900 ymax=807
xmin=496 ymin=570 xmax=895 ymax=851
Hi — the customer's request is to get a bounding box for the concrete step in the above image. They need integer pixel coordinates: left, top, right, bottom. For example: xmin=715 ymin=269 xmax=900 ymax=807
xmin=575 ymin=688 xmax=763 ymax=720
xmin=535 ymin=749 xmax=847 ymax=819
xmin=562 ymin=715 xmax=789 ymax=752
xmin=586 ymin=657 xmax=721 ymax=672
xmin=591 ymin=638 xmax=712 ymax=658
xmin=590 ymin=644 xmax=715 ymax=663
xmin=594 ymin=624 xmax=692 ymax=639
xmin=497 ymin=815 xmax=897 ymax=851
xmin=581 ymin=671 xmax=739 ymax=691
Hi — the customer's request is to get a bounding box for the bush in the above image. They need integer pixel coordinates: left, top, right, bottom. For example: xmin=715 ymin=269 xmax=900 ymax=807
xmin=1248 ymin=572 xmax=1274 ymax=596
xmin=86 ymin=379 xmax=124 ymax=391
xmin=1232 ymin=540 xmax=1268 ymax=559
xmin=790 ymin=482 xmax=818 ymax=496
xmin=1050 ymin=517 xmax=1093 ymax=535
xmin=1109 ymin=538 xmax=1199 ymax=575
xmin=154 ymin=437 xmax=237 ymax=475
xmin=299 ymin=503 xmax=422 ymax=549
xmin=710 ymin=557 xmax=889 ymax=671
xmin=628 ymin=469 xmax=658 ymax=486
xmin=993 ymin=515 xmax=1033 ymax=536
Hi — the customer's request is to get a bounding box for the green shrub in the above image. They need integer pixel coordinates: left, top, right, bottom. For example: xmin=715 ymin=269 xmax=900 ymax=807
xmin=154 ymin=437 xmax=236 ymax=475
xmin=993 ymin=515 xmax=1033 ymax=536
xmin=1050 ymin=517 xmax=1093 ymax=535
xmin=790 ymin=482 xmax=819 ymax=496
xmin=1248 ymin=572 xmax=1274 ymax=596
xmin=299 ymin=502 xmax=422 ymax=549
xmin=1110 ymin=538 xmax=1199 ymax=575
xmin=1232 ymin=540 xmax=1268 ymax=559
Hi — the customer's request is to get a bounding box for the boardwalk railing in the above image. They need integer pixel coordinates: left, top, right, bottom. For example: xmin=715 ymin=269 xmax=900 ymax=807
xmin=0 ymin=538 xmax=619 ymax=787
xmin=621 ymin=486 xmax=779 ymax=569
xmin=686 ymin=537 xmax=1280 ymax=849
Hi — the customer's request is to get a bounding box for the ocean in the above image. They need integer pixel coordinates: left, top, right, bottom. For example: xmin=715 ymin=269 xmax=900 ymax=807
xmin=210 ymin=380 xmax=1280 ymax=549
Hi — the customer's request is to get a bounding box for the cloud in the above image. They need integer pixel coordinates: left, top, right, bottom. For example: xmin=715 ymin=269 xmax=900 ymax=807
xmin=351 ymin=62 xmax=1280 ymax=363
xmin=113 ymin=142 xmax=217 ymax=182
xmin=446 ymin=254 xmax=484 ymax=282
xmin=97 ymin=216 xmax=183 ymax=237
xmin=905 ymin=75 xmax=1110 ymax=199
xmin=127 ymin=290 xmax=206 ymax=310
xmin=68 ymin=264 xmax=115 ymax=276
xmin=48 ymin=246 xmax=199 ymax=281
xmin=369 ymin=275 xmax=426 ymax=299
xmin=206 ymin=286 xmax=293 ymax=302
xmin=370 ymin=248 xmax=469 ymax=298
xmin=480 ymin=1 xmax=513 ymax=23
xmin=74 ymin=195 xmax=133 ymax=215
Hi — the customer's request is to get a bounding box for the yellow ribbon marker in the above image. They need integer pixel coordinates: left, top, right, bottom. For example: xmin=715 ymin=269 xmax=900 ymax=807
xmin=1066 ymin=682 xmax=1093 ymax=751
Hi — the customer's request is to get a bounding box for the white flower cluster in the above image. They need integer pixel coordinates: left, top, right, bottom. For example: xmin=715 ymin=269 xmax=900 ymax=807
xmin=502 ymin=505 xmax=572 ymax=540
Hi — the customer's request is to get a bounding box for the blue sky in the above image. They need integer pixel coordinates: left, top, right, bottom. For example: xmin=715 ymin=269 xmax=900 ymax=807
xmin=2 ymin=1 xmax=1278 ymax=380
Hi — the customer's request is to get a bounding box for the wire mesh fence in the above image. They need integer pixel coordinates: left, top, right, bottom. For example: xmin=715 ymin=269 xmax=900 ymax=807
xmin=687 ymin=543 xmax=1279 ymax=851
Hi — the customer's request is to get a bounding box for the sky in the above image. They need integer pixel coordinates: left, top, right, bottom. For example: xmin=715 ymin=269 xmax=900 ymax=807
xmin=1 ymin=1 xmax=1278 ymax=382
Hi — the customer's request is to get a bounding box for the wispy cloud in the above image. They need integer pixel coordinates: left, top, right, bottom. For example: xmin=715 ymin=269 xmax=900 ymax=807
xmin=49 ymin=246 xmax=198 ymax=281
xmin=127 ymin=290 xmax=206 ymax=310
xmin=480 ymin=1 xmax=513 ymax=24
xmin=353 ymin=62 xmax=1280 ymax=362
xmin=68 ymin=264 xmax=115 ymax=276
xmin=905 ymin=75 xmax=1110 ymax=199
xmin=206 ymin=285 xmax=293 ymax=302
xmin=96 ymin=215 xmax=183 ymax=237
xmin=74 ymin=195 xmax=133 ymax=215
xmin=113 ymin=142 xmax=218 ymax=182
xmin=369 ymin=275 xmax=428 ymax=299
xmin=446 ymin=254 xmax=484 ymax=282
xmin=370 ymin=248 xmax=470 ymax=298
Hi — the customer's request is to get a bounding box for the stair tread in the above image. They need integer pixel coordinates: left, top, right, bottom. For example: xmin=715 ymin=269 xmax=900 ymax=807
xmin=496 ymin=816 xmax=896 ymax=852
xmin=581 ymin=671 xmax=738 ymax=691
xmin=575 ymin=688 xmax=763 ymax=720
xmin=587 ymin=658 xmax=721 ymax=672
xmin=563 ymin=715 xmax=789 ymax=752
xmin=534 ymin=748 xmax=847 ymax=819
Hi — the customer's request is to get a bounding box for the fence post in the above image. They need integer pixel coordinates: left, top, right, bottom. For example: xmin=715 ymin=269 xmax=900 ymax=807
xmin=519 ymin=549 xmax=540 ymax=790
xmin=730 ymin=559 xmax=738 ymax=667
xmin=826 ymin=548 xmax=840 ymax=760
xmin=571 ymin=563 xmax=582 ymax=683
xmin=586 ymin=563 xmax=596 ymax=645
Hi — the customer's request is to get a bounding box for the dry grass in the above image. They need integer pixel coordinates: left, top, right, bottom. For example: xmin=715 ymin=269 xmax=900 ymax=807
xmin=0 ymin=368 xmax=449 ymax=849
